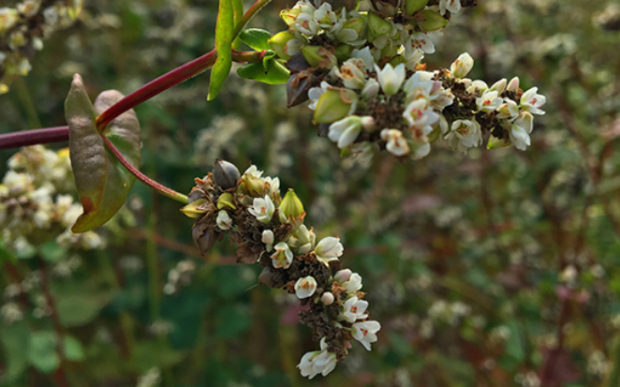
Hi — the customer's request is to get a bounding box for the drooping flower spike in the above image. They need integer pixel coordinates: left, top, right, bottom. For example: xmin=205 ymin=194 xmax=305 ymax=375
xmin=182 ymin=160 xmax=381 ymax=379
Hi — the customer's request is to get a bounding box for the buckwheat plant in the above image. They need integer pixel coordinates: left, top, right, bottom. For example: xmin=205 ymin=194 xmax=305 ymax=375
xmin=0 ymin=0 xmax=548 ymax=380
xmin=0 ymin=0 xmax=82 ymax=94
xmin=182 ymin=160 xmax=380 ymax=378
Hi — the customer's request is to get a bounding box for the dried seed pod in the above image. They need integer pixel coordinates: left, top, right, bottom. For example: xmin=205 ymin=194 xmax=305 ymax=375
xmin=287 ymin=73 xmax=312 ymax=108
xmin=188 ymin=188 xmax=206 ymax=203
xmin=258 ymin=266 xmax=285 ymax=288
xmin=212 ymin=159 xmax=240 ymax=190
xmin=192 ymin=224 xmax=218 ymax=256
xmin=286 ymin=52 xmax=311 ymax=73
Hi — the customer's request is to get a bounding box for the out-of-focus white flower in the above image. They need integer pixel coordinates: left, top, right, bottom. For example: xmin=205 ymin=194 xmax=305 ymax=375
xmin=351 ymin=47 xmax=374 ymax=70
xmin=408 ymin=32 xmax=435 ymax=54
xmin=509 ymin=112 xmax=534 ymax=151
xmin=381 ymin=129 xmax=410 ymax=156
xmin=262 ymin=229 xmax=275 ymax=252
xmin=297 ymin=338 xmax=337 ymax=379
xmin=450 ymin=53 xmax=474 ymax=79
xmin=403 ymin=99 xmax=439 ymax=134
xmin=520 ymin=87 xmax=546 ymax=115
xmin=351 ymin=320 xmax=381 ymax=350
xmin=445 ymin=119 xmax=482 ymax=153
xmin=350 ymin=141 xmax=374 ymax=165
xmin=335 ymin=58 xmax=368 ymax=89
xmin=362 ymin=78 xmax=380 ymax=99
xmin=314 ymin=236 xmax=343 ymax=264
xmin=412 ymin=141 xmax=431 ymax=160
xmin=439 ymin=0 xmax=461 ymax=15
xmin=328 ymin=116 xmax=363 ymax=148
xmin=497 ymin=99 xmax=519 ymax=120
xmin=342 ymin=272 xmax=363 ymax=292
xmin=271 ymin=241 xmax=294 ymax=269
xmin=375 ymin=63 xmax=406 ymax=96
xmin=243 ymin=165 xmax=263 ymax=179
xmin=476 ymin=89 xmax=503 ymax=112
xmin=248 ymin=195 xmax=275 ymax=224
xmin=295 ymin=276 xmax=318 ymax=299
xmin=341 ymin=296 xmax=369 ymax=323
xmin=216 ymin=210 xmax=233 ymax=230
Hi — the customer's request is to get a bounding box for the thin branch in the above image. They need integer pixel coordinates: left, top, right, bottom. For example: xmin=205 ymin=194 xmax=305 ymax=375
xmin=0 ymin=126 xmax=69 ymax=150
xmin=101 ymin=136 xmax=188 ymax=204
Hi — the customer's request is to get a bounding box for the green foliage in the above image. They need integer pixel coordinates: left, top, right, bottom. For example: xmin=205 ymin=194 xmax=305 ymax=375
xmin=208 ymin=0 xmax=235 ymax=101
xmin=239 ymin=28 xmax=273 ymax=51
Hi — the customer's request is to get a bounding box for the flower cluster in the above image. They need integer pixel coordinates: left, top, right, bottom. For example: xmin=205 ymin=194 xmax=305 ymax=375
xmin=0 ymin=0 xmax=81 ymax=94
xmin=0 ymin=145 xmax=104 ymax=255
xmin=182 ymin=159 xmax=381 ymax=379
xmin=271 ymin=0 xmax=546 ymax=164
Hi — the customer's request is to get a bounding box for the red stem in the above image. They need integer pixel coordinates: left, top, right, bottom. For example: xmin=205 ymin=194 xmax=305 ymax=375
xmin=0 ymin=126 xmax=69 ymax=150
xmin=101 ymin=136 xmax=188 ymax=203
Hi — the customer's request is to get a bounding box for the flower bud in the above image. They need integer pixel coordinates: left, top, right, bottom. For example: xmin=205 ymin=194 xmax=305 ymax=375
xmin=241 ymin=174 xmax=266 ymax=197
xmin=361 ymin=116 xmax=376 ymax=131
xmin=507 ymin=76 xmax=520 ymax=92
xmin=279 ymin=189 xmax=305 ymax=220
xmin=416 ymin=10 xmax=450 ymax=32
xmin=269 ymin=31 xmax=297 ymax=60
xmin=280 ymin=8 xmax=301 ymax=26
xmin=490 ymin=78 xmax=507 ymax=94
xmin=212 ymin=159 xmax=240 ymax=190
xmin=321 ymin=292 xmax=335 ymax=305
xmin=262 ymin=229 xmax=275 ymax=245
xmin=216 ymin=192 xmax=237 ymax=210
xmin=450 ymin=53 xmax=474 ymax=79
xmin=334 ymin=269 xmax=352 ymax=283
xmin=367 ymin=12 xmax=393 ymax=42
xmin=302 ymin=46 xmax=337 ymax=69
xmin=406 ymin=0 xmax=428 ymax=15
xmin=313 ymin=89 xmax=357 ymax=124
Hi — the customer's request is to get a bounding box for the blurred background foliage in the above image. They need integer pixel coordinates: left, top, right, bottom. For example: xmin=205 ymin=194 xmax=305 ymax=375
xmin=2 ymin=0 xmax=620 ymax=386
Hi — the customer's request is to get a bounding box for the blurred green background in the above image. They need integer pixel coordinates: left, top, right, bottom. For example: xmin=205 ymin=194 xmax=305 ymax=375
xmin=2 ymin=0 xmax=620 ymax=386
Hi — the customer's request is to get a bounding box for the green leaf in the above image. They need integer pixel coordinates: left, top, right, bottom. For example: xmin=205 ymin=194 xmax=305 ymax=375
xmin=239 ymin=28 xmax=272 ymax=51
xmin=63 ymin=336 xmax=85 ymax=361
xmin=65 ymin=74 xmax=141 ymax=233
xmin=0 ymin=323 xmax=30 ymax=382
xmin=208 ymin=0 xmax=235 ymax=101
xmin=27 ymin=332 xmax=59 ymax=374
xmin=0 ymin=239 xmax=16 ymax=263
xmin=237 ymin=60 xmax=290 ymax=85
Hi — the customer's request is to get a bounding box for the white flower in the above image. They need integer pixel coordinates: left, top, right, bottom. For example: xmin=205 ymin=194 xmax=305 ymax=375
xmin=295 ymin=13 xmax=319 ymax=35
xmin=509 ymin=112 xmax=534 ymax=151
xmin=264 ymin=176 xmax=280 ymax=197
xmin=248 ymin=195 xmax=275 ymax=224
xmin=342 ymin=272 xmax=362 ymax=292
xmin=271 ymin=242 xmax=294 ymax=269
xmin=294 ymin=276 xmax=318 ymax=299
xmin=439 ymin=0 xmax=461 ymax=15
xmin=403 ymin=99 xmax=439 ymax=134
xmin=403 ymin=72 xmax=434 ymax=102
xmin=341 ymin=296 xmax=369 ymax=323
xmin=408 ymin=32 xmax=435 ymax=54
xmin=216 ymin=211 xmax=233 ymax=230
xmin=297 ymin=338 xmax=337 ymax=379
xmin=287 ymin=224 xmax=316 ymax=255
xmin=375 ymin=63 xmax=406 ymax=97
xmin=476 ymin=89 xmax=503 ymax=112
xmin=335 ymin=59 xmax=367 ymax=89
xmin=362 ymin=78 xmax=380 ymax=99
xmin=243 ymin=165 xmax=263 ymax=179
xmin=350 ymin=141 xmax=374 ymax=165
xmin=262 ymin=229 xmax=274 ymax=252
xmin=328 ymin=116 xmax=362 ymax=148
xmin=445 ymin=119 xmax=482 ymax=153
xmin=466 ymin=80 xmax=489 ymax=94
xmin=490 ymin=78 xmax=507 ymax=93
xmin=381 ymin=129 xmax=410 ymax=156
xmin=351 ymin=47 xmax=374 ymax=70
xmin=450 ymin=53 xmax=474 ymax=79
xmin=520 ymin=87 xmax=546 ymax=115
xmin=351 ymin=320 xmax=381 ymax=351
xmin=496 ymin=99 xmax=519 ymax=120
xmin=412 ymin=141 xmax=431 ymax=160
xmin=314 ymin=236 xmax=343 ymax=264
